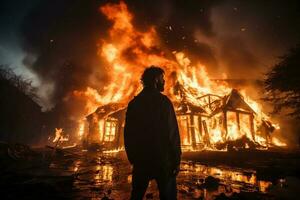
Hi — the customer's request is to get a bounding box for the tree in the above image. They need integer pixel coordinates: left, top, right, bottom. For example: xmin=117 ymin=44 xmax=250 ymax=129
xmin=0 ymin=65 xmax=39 ymax=102
xmin=0 ymin=65 xmax=44 ymax=144
xmin=264 ymin=44 xmax=300 ymax=118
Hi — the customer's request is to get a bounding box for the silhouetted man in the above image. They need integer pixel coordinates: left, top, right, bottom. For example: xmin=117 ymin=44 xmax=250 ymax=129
xmin=124 ymin=66 xmax=181 ymax=200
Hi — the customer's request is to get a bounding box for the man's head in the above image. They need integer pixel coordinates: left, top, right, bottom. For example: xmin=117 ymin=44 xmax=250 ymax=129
xmin=141 ymin=66 xmax=165 ymax=92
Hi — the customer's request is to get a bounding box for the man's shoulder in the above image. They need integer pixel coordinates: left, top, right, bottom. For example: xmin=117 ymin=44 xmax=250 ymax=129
xmin=127 ymin=91 xmax=172 ymax=106
xmin=127 ymin=96 xmax=137 ymax=107
xmin=127 ymin=93 xmax=143 ymax=108
xmin=157 ymin=93 xmax=174 ymax=108
xmin=160 ymin=93 xmax=171 ymax=103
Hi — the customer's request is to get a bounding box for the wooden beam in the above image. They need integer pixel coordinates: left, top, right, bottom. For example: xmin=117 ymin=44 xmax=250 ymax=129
xmin=198 ymin=116 xmax=202 ymax=138
xmin=225 ymin=109 xmax=253 ymax=115
xmin=115 ymin=120 xmax=121 ymax=148
xmin=189 ymin=115 xmax=197 ymax=149
xmin=208 ymin=95 xmax=212 ymax=110
xmin=249 ymin=114 xmax=255 ymax=141
xmin=186 ymin=115 xmax=190 ymax=145
xmin=223 ymin=111 xmax=228 ymax=140
xmin=202 ymin=120 xmax=210 ymax=146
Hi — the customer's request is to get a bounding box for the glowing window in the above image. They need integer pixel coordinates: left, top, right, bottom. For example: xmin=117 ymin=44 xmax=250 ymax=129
xmin=104 ymin=118 xmax=118 ymax=142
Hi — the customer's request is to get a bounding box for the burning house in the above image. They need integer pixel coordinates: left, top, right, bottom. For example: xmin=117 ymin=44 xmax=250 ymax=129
xmin=177 ymin=88 xmax=259 ymax=151
xmin=53 ymin=1 xmax=286 ymax=151
xmin=84 ymin=104 xmax=126 ymax=149
xmin=83 ymin=85 xmax=280 ymax=151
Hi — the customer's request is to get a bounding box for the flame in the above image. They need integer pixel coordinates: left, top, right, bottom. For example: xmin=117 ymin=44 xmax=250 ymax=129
xmin=52 ymin=128 xmax=69 ymax=143
xmin=272 ymin=137 xmax=287 ymax=147
xmin=103 ymin=147 xmax=124 ymax=154
xmin=78 ymin=120 xmax=85 ymax=139
xmin=71 ymin=1 xmax=286 ymax=150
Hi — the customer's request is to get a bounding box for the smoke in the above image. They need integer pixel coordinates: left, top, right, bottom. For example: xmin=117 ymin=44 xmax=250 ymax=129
xmin=126 ymin=0 xmax=222 ymax=75
xmin=206 ymin=0 xmax=300 ymax=78
xmin=21 ymin=0 xmax=111 ymax=110
xmin=20 ymin=0 xmax=300 ymax=117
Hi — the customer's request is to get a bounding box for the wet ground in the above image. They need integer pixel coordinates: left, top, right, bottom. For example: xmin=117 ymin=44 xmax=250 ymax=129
xmin=47 ymin=149 xmax=299 ymax=200
xmin=2 ymin=146 xmax=300 ymax=199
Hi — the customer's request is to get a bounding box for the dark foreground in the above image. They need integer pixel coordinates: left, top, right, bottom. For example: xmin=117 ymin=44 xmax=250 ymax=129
xmin=1 ymin=143 xmax=300 ymax=200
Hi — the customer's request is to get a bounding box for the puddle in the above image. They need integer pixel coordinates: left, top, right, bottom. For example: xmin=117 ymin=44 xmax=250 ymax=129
xmin=48 ymin=151 xmax=286 ymax=199
xmin=177 ymin=162 xmax=274 ymax=199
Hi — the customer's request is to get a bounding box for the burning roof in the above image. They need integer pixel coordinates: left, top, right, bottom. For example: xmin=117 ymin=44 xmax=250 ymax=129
xmin=211 ymin=89 xmax=256 ymax=116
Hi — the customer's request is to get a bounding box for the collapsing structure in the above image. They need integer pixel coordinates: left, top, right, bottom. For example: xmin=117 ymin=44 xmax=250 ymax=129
xmin=84 ymin=87 xmax=277 ymax=151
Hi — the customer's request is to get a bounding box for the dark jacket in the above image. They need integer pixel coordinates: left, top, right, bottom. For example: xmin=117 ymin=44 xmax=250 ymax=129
xmin=124 ymin=88 xmax=181 ymax=171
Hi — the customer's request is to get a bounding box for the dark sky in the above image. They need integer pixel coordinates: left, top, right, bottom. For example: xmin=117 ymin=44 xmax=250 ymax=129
xmin=0 ymin=0 xmax=41 ymax=80
xmin=0 ymin=0 xmax=299 ymax=109
xmin=0 ymin=1 xmax=38 ymax=44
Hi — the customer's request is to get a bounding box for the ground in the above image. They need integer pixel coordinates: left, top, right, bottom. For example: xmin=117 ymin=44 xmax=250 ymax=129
xmin=1 ymin=144 xmax=300 ymax=199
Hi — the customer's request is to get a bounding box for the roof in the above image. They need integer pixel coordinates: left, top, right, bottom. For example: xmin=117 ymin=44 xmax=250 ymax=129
xmin=86 ymin=103 xmax=126 ymax=120
xmin=211 ymin=89 xmax=256 ymax=116
xmin=175 ymin=101 xmax=208 ymax=115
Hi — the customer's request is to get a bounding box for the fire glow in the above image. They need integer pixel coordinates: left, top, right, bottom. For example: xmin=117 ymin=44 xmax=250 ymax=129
xmin=60 ymin=1 xmax=286 ymax=151
xmin=52 ymin=128 xmax=69 ymax=143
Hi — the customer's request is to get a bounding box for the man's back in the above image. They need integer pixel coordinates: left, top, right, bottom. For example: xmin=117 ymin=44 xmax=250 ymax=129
xmin=124 ymin=88 xmax=181 ymax=170
xmin=124 ymin=66 xmax=181 ymax=200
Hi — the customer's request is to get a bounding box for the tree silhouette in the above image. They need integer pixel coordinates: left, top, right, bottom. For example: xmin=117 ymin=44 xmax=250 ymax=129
xmin=264 ymin=44 xmax=300 ymax=118
xmin=0 ymin=65 xmax=39 ymax=103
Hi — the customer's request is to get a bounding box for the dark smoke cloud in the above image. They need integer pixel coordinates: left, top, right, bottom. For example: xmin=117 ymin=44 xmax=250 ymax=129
xmin=218 ymin=36 xmax=260 ymax=78
xmin=126 ymin=0 xmax=222 ymax=74
xmin=21 ymin=0 xmax=300 ymax=111
xmin=21 ymin=0 xmax=111 ymax=108
xmin=209 ymin=0 xmax=300 ymax=78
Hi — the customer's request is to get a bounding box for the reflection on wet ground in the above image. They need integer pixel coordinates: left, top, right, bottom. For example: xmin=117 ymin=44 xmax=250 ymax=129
xmin=177 ymin=162 xmax=273 ymax=199
xmin=49 ymin=151 xmax=284 ymax=199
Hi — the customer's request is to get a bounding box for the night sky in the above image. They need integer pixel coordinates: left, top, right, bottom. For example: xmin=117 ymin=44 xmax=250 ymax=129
xmin=0 ymin=0 xmax=299 ymax=109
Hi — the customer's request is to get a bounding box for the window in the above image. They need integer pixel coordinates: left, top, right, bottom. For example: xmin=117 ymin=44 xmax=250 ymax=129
xmin=104 ymin=118 xmax=118 ymax=142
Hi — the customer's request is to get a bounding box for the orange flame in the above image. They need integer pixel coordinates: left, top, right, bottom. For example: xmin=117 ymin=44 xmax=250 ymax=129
xmin=72 ymin=1 xmax=286 ymax=150
xmin=53 ymin=128 xmax=69 ymax=143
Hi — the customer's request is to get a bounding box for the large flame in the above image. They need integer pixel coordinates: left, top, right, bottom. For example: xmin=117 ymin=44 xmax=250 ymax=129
xmin=72 ymin=1 xmax=285 ymax=150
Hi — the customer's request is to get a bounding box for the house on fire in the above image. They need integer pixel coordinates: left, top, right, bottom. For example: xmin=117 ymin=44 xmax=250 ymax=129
xmin=84 ymin=89 xmax=276 ymax=150
xmin=85 ymin=103 xmax=126 ymax=149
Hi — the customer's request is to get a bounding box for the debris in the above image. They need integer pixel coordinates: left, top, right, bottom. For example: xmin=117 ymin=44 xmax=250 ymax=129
xmin=87 ymin=143 xmax=104 ymax=152
xmin=200 ymin=176 xmax=220 ymax=190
